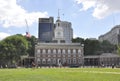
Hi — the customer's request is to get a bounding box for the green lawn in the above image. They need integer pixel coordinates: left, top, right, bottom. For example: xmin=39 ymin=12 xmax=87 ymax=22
xmin=0 ymin=68 xmax=120 ymax=81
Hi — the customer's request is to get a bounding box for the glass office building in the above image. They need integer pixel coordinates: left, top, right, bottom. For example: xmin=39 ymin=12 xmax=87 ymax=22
xmin=38 ymin=17 xmax=54 ymax=42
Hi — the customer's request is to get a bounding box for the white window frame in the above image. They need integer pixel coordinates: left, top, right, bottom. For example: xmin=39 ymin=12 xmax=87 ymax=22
xmin=37 ymin=49 xmax=40 ymax=54
xmin=53 ymin=59 xmax=56 ymax=64
xmin=73 ymin=58 xmax=76 ymax=64
xmin=42 ymin=49 xmax=46 ymax=54
xmin=68 ymin=49 xmax=71 ymax=54
xmin=47 ymin=59 xmax=51 ymax=64
xmin=48 ymin=49 xmax=51 ymax=54
xmin=58 ymin=49 xmax=61 ymax=54
xmin=78 ymin=49 xmax=81 ymax=54
xmin=62 ymin=49 xmax=66 ymax=54
xmin=53 ymin=49 xmax=56 ymax=54
xmin=42 ymin=59 xmax=46 ymax=64
xmin=73 ymin=49 xmax=76 ymax=54
xmin=68 ymin=59 xmax=71 ymax=64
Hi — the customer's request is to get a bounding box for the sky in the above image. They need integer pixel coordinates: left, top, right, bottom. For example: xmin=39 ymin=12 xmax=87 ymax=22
xmin=0 ymin=0 xmax=120 ymax=40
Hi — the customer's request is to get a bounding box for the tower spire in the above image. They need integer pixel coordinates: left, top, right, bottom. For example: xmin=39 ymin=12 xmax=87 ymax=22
xmin=58 ymin=9 xmax=60 ymax=20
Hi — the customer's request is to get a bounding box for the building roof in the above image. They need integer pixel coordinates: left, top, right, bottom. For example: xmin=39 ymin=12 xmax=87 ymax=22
xmin=100 ymin=53 xmax=120 ymax=57
xmin=35 ymin=43 xmax=83 ymax=49
xmin=84 ymin=53 xmax=120 ymax=58
xmin=84 ymin=55 xmax=100 ymax=58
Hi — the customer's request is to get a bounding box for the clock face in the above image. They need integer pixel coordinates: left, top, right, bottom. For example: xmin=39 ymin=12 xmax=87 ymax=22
xmin=57 ymin=32 xmax=61 ymax=36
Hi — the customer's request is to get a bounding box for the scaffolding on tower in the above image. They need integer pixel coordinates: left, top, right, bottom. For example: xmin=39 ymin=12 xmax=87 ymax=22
xmin=25 ymin=19 xmax=31 ymax=38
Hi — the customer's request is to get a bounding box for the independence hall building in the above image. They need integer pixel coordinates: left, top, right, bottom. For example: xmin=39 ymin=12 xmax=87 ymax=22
xmin=35 ymin=16 xmax=84 ymax=67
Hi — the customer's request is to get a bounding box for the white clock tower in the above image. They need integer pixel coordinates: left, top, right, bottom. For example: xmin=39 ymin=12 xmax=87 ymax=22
xmin=53 ymin=10 xmax=65 ymax=43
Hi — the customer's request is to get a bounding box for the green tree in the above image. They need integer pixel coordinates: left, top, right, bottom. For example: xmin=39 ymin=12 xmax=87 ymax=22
xmin=84 ymin=39 xmax=101 ymax=56
xmin=72 ymin=37 xmax=84 ymax=44
xmin=117 ymin=44 xmax=120 ymax=56
xmin=26 ymin=36 xmax=37 ymax=56
xmin=100 ymin=40 xmax=116 ymax=53
xmin=72 ymin=37 xmax=116 ymax=56
xmin=0 ymin=34 xmax=28 ymax=65
xmin=72 ymin=38 xmax=101 ymax=56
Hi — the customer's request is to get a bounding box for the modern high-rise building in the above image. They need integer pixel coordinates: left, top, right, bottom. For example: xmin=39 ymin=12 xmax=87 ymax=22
xmin=60 ymin=21 xmax=73 ymax=43
xmin=38 ymin=17 xmax=54 ymax=42
xmin=99 ymin=25 xmax=120 ymax=45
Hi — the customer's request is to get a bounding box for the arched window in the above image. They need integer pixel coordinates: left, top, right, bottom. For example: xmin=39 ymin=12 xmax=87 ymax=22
xmin=67 ymin=59 xmax=71 ymax=64
xmin=73 ymin=58 xmax=76 ymax=64
xmin=53 ymin=49 xmax=56 ymax=54
xmin=78 ymin=59 xmax=82 ymax=64
xmin=58 ymin=49 xmax=61 ymax=54
xmin=53 ymin=59 xmax=56 ymax=64
xmin=37 ymin=49 xmax=40 ymax=54
xmin=48 ymin=49 xmax=51 ymax=54
xmin=58 ymin=23 xmax=60 ymax=27
xmin=42 ymin=59 xmax=46 ymax=64
xmin=68 ymin=49 xmax=71 ymax=54
xmin=37 ymin=58 xmax=41 ymax=64
xmin=62 ymin=49 xmax=66 ymax=54
xmin=42 ymin=49 xmax=46 ymax=54
xmin=62 ymin=58 xmax=66 ymax=64
xmin=47 ymin=59 xmax=51 ymax=64
xmin=78 ymin=49 xmax=81 ymax=54
xmin=73 ymin=49 xmax=76 ymax=54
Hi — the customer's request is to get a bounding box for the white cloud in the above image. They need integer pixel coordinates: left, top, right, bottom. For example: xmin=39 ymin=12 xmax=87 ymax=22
xmin=73 ymin=34 xmax=78 ymax=38
xmin=0 ymin=32 xmax=10 ymax=40
xmin=75 ymin=0 xmax=120 ymax=19
xmin=0 ymin=0 xmax=48 ymax=28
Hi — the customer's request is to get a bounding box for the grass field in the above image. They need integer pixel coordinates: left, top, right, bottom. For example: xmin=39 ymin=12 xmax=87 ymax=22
xmin=0 ymin=68 xmax=120 ymax=81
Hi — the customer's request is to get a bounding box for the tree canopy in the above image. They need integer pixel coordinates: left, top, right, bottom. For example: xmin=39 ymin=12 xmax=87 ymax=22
xmin=72 ymin=37 xmax=116 ymax=56
xmin=26 ymin=36 xmax=37 ymax=56
xmin=0 ymin=34 xmax=31 ymax=65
